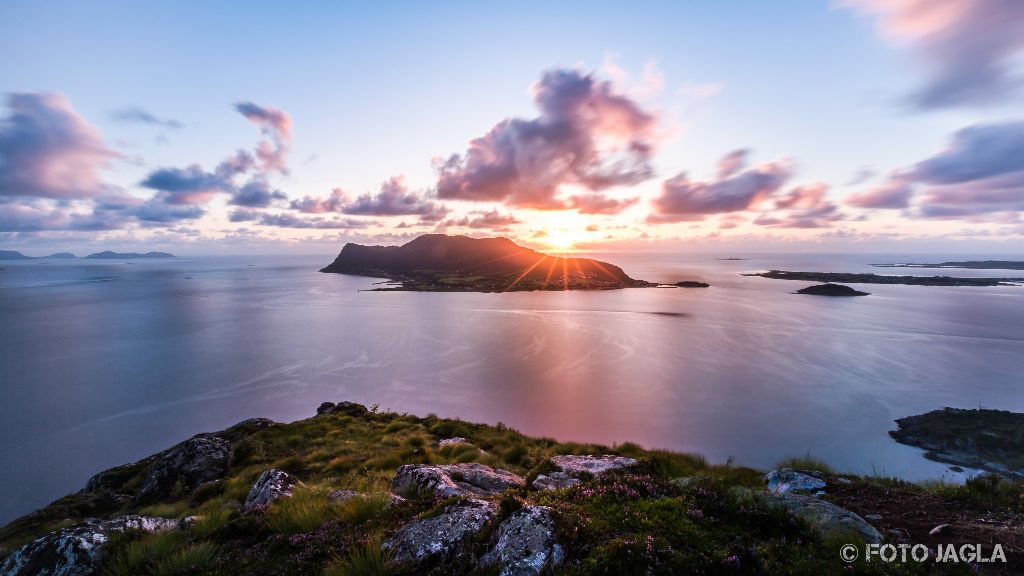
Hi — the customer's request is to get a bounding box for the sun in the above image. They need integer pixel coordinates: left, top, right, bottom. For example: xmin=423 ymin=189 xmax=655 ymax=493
xmin=544 ymin=229 xmax=584 ymax=251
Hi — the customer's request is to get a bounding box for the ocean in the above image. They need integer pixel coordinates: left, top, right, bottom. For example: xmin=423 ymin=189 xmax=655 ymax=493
xmin=1 ymin=252 xmax=1022 ymax=524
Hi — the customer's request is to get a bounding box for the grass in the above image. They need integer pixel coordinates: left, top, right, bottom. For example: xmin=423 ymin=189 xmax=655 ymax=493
xmin=775 ymin=452 xmax=835 ymax=474
xmin=266 ymin=487 xmax=343 ymax=534
xmin=323 ymin=535 xmax=396 ymax=576
xmin=151 ymin=542 xmax=220 ymax=576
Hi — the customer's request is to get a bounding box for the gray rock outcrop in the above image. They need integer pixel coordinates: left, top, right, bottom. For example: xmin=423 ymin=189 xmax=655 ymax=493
xmin=482 ymin=505 xmax=564 ymax=576
xmin=391 ymin=463 xmax=525 ymax=498
xmin=136 ymin=433 xmax=232 ymax=501
xmin=532 ymin=454 xmax=638 ymax=490
xmin=764 ymin=468 xmax=827 ymax=495
xmin=0 ymin=515 xmax=180 ymax=576
xmin=383 ymin=498 xmax=496 ymax=566
xmin=244 ymin=469 xmax=301 ymax=509
xmin=762 ymin=493 xmax=883 ymax=544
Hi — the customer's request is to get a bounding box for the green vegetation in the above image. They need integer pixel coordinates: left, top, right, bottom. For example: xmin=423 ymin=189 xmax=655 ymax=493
xmin=1 ymin=406 xmax=1017 ymax=574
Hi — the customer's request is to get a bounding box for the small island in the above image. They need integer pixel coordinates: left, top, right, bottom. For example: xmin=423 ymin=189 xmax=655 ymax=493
xmin=85 ymin=251 xmax=176 ymax=260
xmin=890 ymin=408 xmax=1024 ymax=477
xmin=321 ymin=234 xmax=655 ymax=292
xmin=874 ymin=260 xmax=1024 ymax=271
xmin=796 ymin=283 xmax=868 ymax=296
xmin=674 ymin=281 xmax=710 ymax=288
xmin=745 ymin=270 xmax=1023 ymax=287
xmin=0 ymin=251 xmax=78 ymax=260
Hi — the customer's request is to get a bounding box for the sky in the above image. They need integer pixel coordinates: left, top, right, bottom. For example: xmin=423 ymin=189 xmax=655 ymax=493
xmin=1 ymin=0 xmax=1023 ymax=255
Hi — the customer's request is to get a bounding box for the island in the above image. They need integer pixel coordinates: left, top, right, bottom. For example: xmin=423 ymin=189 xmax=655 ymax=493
xmin=874 ymin=260 xmax=1024 ymax=271
xmin=1 ymin=400 xmax=1019 ymax=575
xmin=795 ymin=283 xmax=869 ymax=296
xmin=744 ymin=270 xmax=1024 ymax=286
xmin=321 ymin=234 xmax=655 ymax=291
xmin=0 ymin=251 xmax=78 ymax=260
xmin=84 ymin=251 xmax=176 ymax=260
xmin=674 ymin=281 xmax=710 ymax=288
xmin=890 ymin=408 xmax=1024 ymax=477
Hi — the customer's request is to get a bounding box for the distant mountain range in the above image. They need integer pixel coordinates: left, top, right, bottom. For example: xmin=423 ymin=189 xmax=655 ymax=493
xmin=321 ymin=234 xmax=652 ymax=292
xmin=0 ymin=250 xmax=175 ymax=260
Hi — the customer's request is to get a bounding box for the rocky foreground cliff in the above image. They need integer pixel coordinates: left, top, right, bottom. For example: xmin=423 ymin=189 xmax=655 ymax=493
xmin=1 ymin=403 xmax=1022 ymax=575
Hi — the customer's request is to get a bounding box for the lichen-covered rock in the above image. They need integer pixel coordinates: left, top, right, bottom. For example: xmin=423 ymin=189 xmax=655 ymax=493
xmin=136 ymin=433 xmax=232 ymax=501
xmin=482 ymin=505 xmax=564 ymax=576
xmin=762 ymin=493 xmax=883 ymax=544
xmin=530 ymin=472 xmax=581 ymax=491
xmin=391 ymin=463 xmax=525 ymax=498
xmin=0 ymin=515 xmax=180 ymax=576
xmin=764 ymin=468 xmax=827 ymax=495
xmin=244 ymin=469 xmax=301 ymax=509
xmin=225 ymin=417 xmax=275 ymax=432
xmin=438 ymin=437 xmax=469 ymax=447
xmin=316 ymin=401 xmax=369 ymax=417
xmin=532 ymin=455 xmax=637 ymax=490
xmin=383 ymin=498 xmax=495 ymax=565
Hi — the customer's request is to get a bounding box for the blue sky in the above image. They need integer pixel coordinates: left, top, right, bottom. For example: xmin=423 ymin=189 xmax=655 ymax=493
xmin=1 ymin=0 xmax=1022 ymax=254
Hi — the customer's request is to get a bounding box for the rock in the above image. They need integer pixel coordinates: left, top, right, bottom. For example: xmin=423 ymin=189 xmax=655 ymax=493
xmin=762 ymin=493 xmax=883 ymax=544
xmin=549 ymin=455 xmax=638 ymax=476
xmin=531 ymin=473 xmax=581 ymax=491
xmin=383 ymin=498 xmax=496 ymax=566
xmin=929 ymin=523 xmax=954 ymax=537
xmin=482 ymin=505 xmax=564 ymax=576
xmin=674 ymin=281 xmax=710 ymax=288
xmin=864 ymin=514 xmax=883 ymax=522
xmin=244 ymin=469 xmax=301 ymax=509
xmin=391 ymin=463 xmax=525 ymax=499
xmin=669 ymin=475 xmax=714 ymax=490
xmin=438 ymin=437 xmax=469 ymax=447
xmin=225 ymin=417 xmax=275 ymax=432
xmin=316 ymin=401 xmax=370 ymax=417
xmin=532 ymin=455 xmax=638 ymax=490
xmin=0 ymin=515 xmax=180 ymax=576
xmin=764 ymin=468 xmax=828 ymax=495
xmin=136 ymin=433 xmax=232 ymax=501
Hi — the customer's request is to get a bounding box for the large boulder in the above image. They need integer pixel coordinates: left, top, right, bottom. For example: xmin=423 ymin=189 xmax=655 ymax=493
xmin=482 ymin=505 xmax=564 ymax=576
xmin=764 ymin=468 xmax=827 ymax=495
xmin=532 ymin=455 xmax=637 ymax=491
xmin=391 ymin=463 xmax=525 ymax=499
xmin=244 ymin=469 xmax=301 ymax=509
xmin=316 ymin=401 xmax=370 ymax=417
xmin=0 ymin=515 xmax=180 ymax=576
xmin=762 ymin=493 xmax=883 ymax=544
xmin=136 ymin=433 xmax=232 ymax=501
xmin=383 ymin=498 xmax=495 ymax=566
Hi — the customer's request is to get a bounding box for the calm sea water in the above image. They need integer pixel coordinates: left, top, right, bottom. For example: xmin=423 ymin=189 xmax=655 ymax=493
xmin=2 ymin=252 xmax=1023 ymax=524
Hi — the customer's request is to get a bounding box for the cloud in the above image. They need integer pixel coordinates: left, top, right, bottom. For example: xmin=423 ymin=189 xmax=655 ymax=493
xmin=441 ymin=209 xmax=520 ymax=229
xmin=235 ymin=102 xmax=292 ymax=174
xmin=842 ymin=0 xmax=1024 ymax=108
xmin=230 ymin=178 xmax=287 ymax=208
xmin=846 ymin=177 xmax=914 ymax=208
xmin=846 ymin=165 xmax=877 ymax=186
xmin=435 ymin=68 xmax=658 ymax=209
xmin=131 ymin=202 xmax=206 ymax=224
xmin=290 ymin=188 xmax=347 ymax=213
xmin=341 ymin=176 xmax=448 ymax=221
xmin=566 ymin=193 xmax=639 ymax=214
xmin=851 ymin=120 xmax=1024 ymax=216
xmin=258 ymin=213 xmax=369 ymax=229
xmin=754 ymin=183 xmax=846 ymax=228
xmin=229 ymin=208 xmax=262 ymax=222
xmin=0 ymin=93 xmax=119 ymax=199
xmin=648 ymin=150 xmax=792 ymax=222
xmin=112 ymin=107 xmax=184 ymax=129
